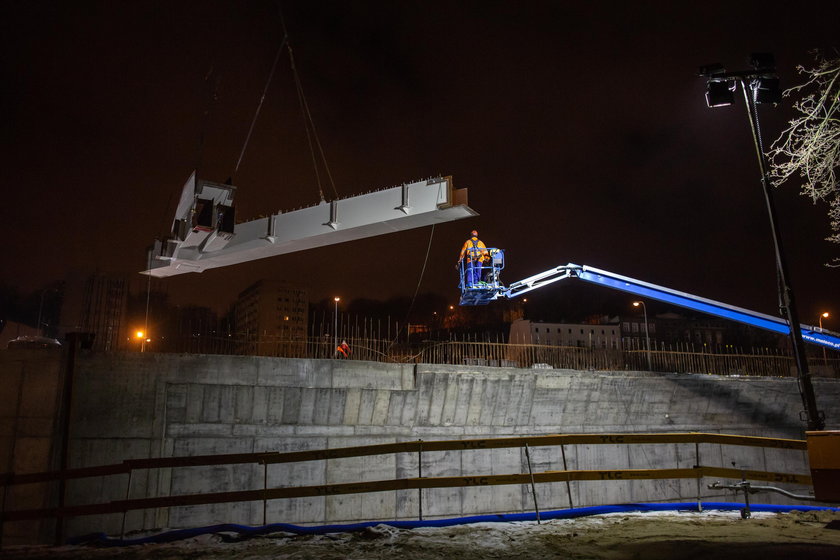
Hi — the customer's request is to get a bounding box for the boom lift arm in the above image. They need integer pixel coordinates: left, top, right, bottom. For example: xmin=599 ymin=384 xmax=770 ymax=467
xmin=459 ymin=257 xmax=840 ymax=351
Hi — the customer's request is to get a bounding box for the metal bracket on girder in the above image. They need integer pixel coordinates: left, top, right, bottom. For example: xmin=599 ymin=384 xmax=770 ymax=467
xmin=323 ymin=200 xmax=339 ymax=230
xmin=264 ymin=214 xmax=277 ymax=243
xmin=395 ymin=183 xmax=411 ymax=214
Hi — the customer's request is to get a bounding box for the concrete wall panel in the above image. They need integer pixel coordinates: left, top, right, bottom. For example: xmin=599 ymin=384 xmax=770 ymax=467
xmin=4 ymin=352 xmax=840 ymax=544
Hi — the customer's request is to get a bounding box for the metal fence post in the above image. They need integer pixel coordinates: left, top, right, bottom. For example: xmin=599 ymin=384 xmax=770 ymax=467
xmin=263 ymin=462 xmax=268 ymax=526
xmin=560 ymin=444 xmax=574 ymax=508
xmin=418 ymin=440 xmax=423 ymax=521
xmin=695 ymin=442 xmax=702 ymax=512
xmin=121 ymin=468 xmax=133 ymax=538
xmin=524 ymin=444 xmax=541 ymax=524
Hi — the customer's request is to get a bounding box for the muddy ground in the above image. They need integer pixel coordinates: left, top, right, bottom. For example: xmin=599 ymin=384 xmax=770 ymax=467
xmin=3 ymin=510 xmax=840 ymax=559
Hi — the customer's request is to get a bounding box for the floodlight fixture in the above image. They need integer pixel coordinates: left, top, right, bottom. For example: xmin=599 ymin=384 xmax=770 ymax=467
xmin=752 ymin=77 xmax=781 ymax=104
xmin=705 ymin=80 xmax=735 ymax=107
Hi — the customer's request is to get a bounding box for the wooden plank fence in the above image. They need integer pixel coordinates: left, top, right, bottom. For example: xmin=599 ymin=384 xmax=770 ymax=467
xmin=1 ymin=433 xmax=812 ymax=527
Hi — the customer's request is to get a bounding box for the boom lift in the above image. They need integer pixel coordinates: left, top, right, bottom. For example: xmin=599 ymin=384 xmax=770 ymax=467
xmin=459 ymin=253 xmax=840 ymax=352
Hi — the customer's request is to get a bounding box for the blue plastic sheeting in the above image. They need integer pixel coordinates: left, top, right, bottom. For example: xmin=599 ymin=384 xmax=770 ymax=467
xmin=68 ymin=502 xmax=840 ymax=547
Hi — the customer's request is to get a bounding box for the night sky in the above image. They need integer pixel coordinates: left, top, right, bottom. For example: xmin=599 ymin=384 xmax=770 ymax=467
xmin=4 ymin=1 xmax=839 ymax=325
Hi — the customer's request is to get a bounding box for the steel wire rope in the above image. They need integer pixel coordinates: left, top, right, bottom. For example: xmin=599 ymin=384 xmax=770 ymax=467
xmin=277 ymin=8 xmax=338 ymax=202
xmin=233 ymin=35 xmax=289 ymax=179
xmin=194 ymin=65 xmax=221 ymax=181
xmin=287 ymin=44 xmax=339 ymax=202
xmin=390 ymin=224 xmax=436 ymax=356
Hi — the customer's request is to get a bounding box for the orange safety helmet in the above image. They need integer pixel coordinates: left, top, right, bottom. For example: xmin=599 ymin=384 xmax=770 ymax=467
xmin=470 ymin=230 xmax=478 ymax=237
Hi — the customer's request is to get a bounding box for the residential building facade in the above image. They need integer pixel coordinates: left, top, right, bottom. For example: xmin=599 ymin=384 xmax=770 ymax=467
xmin=509 ymin=319 xmax=622 ymax=349
xmin=235 ymin=280 xmax=308 ymax=356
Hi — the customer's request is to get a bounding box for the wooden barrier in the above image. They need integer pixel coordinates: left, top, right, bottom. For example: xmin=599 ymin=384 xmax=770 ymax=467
xmin=0 ymin=432 xmax=812 ymax=526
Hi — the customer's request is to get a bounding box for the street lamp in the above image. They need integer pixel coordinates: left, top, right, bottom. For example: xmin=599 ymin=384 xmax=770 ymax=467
xmin=700 ymin=53 xmax=824 ymax=431
xmin=334 ymin=297 xmax=340 ymax=358
xmin=135 ymin=330 xmax=147 ymax=353
xmin=820 ymin=312 xmax=830 ymax=365
xmin=632 ymin=301 xmax=652 ymax=371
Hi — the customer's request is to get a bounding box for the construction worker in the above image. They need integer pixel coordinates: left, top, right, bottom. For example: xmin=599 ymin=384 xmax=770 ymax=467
xmin=458 ymin=230 xmax=489 ymax=287
xmin=335 ymin=340 xmax=351 ymax=359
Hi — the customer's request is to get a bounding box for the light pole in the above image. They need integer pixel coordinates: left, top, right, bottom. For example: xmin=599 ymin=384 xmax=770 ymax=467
xmin=334 ymin=297 xmax=340 ymax=358
xmin=135 ymin=330 xmax=146 ymax=352
xmin=820 ymin=312 xmax=830 ymax=365
xmin=633 ymin=301 xmax=652 ymax=371
xmin=700 ymin=53 xmax=824 ymax=431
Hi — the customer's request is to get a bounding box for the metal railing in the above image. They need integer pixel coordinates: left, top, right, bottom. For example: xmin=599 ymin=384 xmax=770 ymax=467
xmin=136 ymin=335 xmax=839 ymax=378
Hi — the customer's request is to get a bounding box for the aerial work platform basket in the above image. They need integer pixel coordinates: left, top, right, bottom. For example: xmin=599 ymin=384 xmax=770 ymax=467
xmin=458 ymin=248 xmax=505 ymax=306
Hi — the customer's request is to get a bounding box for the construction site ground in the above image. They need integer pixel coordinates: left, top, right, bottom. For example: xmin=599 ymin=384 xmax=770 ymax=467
xmin=3 ymin=509 xmax=840 ymax=560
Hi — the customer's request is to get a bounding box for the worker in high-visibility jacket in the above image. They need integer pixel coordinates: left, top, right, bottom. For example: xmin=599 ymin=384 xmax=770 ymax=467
xmin=458 ymin=230 xmax=489 ymax=287
xmin=335 ymin=340 xmax=351 ymax=359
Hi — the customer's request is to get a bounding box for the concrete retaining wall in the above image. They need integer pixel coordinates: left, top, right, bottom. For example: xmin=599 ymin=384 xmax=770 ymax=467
xmin=3 ymin=350 xmax=839 ymax=544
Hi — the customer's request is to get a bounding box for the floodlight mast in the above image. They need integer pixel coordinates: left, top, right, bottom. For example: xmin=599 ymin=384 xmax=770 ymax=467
xmin=700 ymin=55 xmax=824 ymax=431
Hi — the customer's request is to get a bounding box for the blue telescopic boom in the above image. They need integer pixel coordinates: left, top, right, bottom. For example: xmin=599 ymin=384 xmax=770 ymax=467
xmin=460 ymin=259 xmax=840 ymax=351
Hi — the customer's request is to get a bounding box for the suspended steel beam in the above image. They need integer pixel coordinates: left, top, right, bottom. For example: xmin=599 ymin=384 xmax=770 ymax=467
xmin=142 ymin=173 xmax=476 ymax=277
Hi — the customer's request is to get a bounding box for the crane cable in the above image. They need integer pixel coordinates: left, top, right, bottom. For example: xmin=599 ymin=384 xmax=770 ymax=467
xmin=232 ymin=6 xmax=338 ymax=203
xmin=390 ymin=224 xmax=436 ymax=351
xmin=232 ymin=35 xmax=288 ymax=180
xmin=278 ymin=9 xmax=338 ymax=202
xmin=287 ymin=45 xmax=339 ymax=202
xmin=194 ymin=65 xmax=221 ymax=178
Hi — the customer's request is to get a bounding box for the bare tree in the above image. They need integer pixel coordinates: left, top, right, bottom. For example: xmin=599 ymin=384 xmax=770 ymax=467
xmin=768 ymin=52 xmax=840 ymax=266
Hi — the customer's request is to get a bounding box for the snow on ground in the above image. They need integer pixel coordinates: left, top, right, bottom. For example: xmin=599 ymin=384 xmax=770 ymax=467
xmin=3 ymin=510 xmax=840 ymax=559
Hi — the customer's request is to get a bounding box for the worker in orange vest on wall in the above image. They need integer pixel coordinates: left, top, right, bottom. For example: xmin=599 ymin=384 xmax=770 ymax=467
xmin=458 ymin=230 xmax=489 ymax=287
xmin=335 ymin=340 xmax=351 ymax=359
